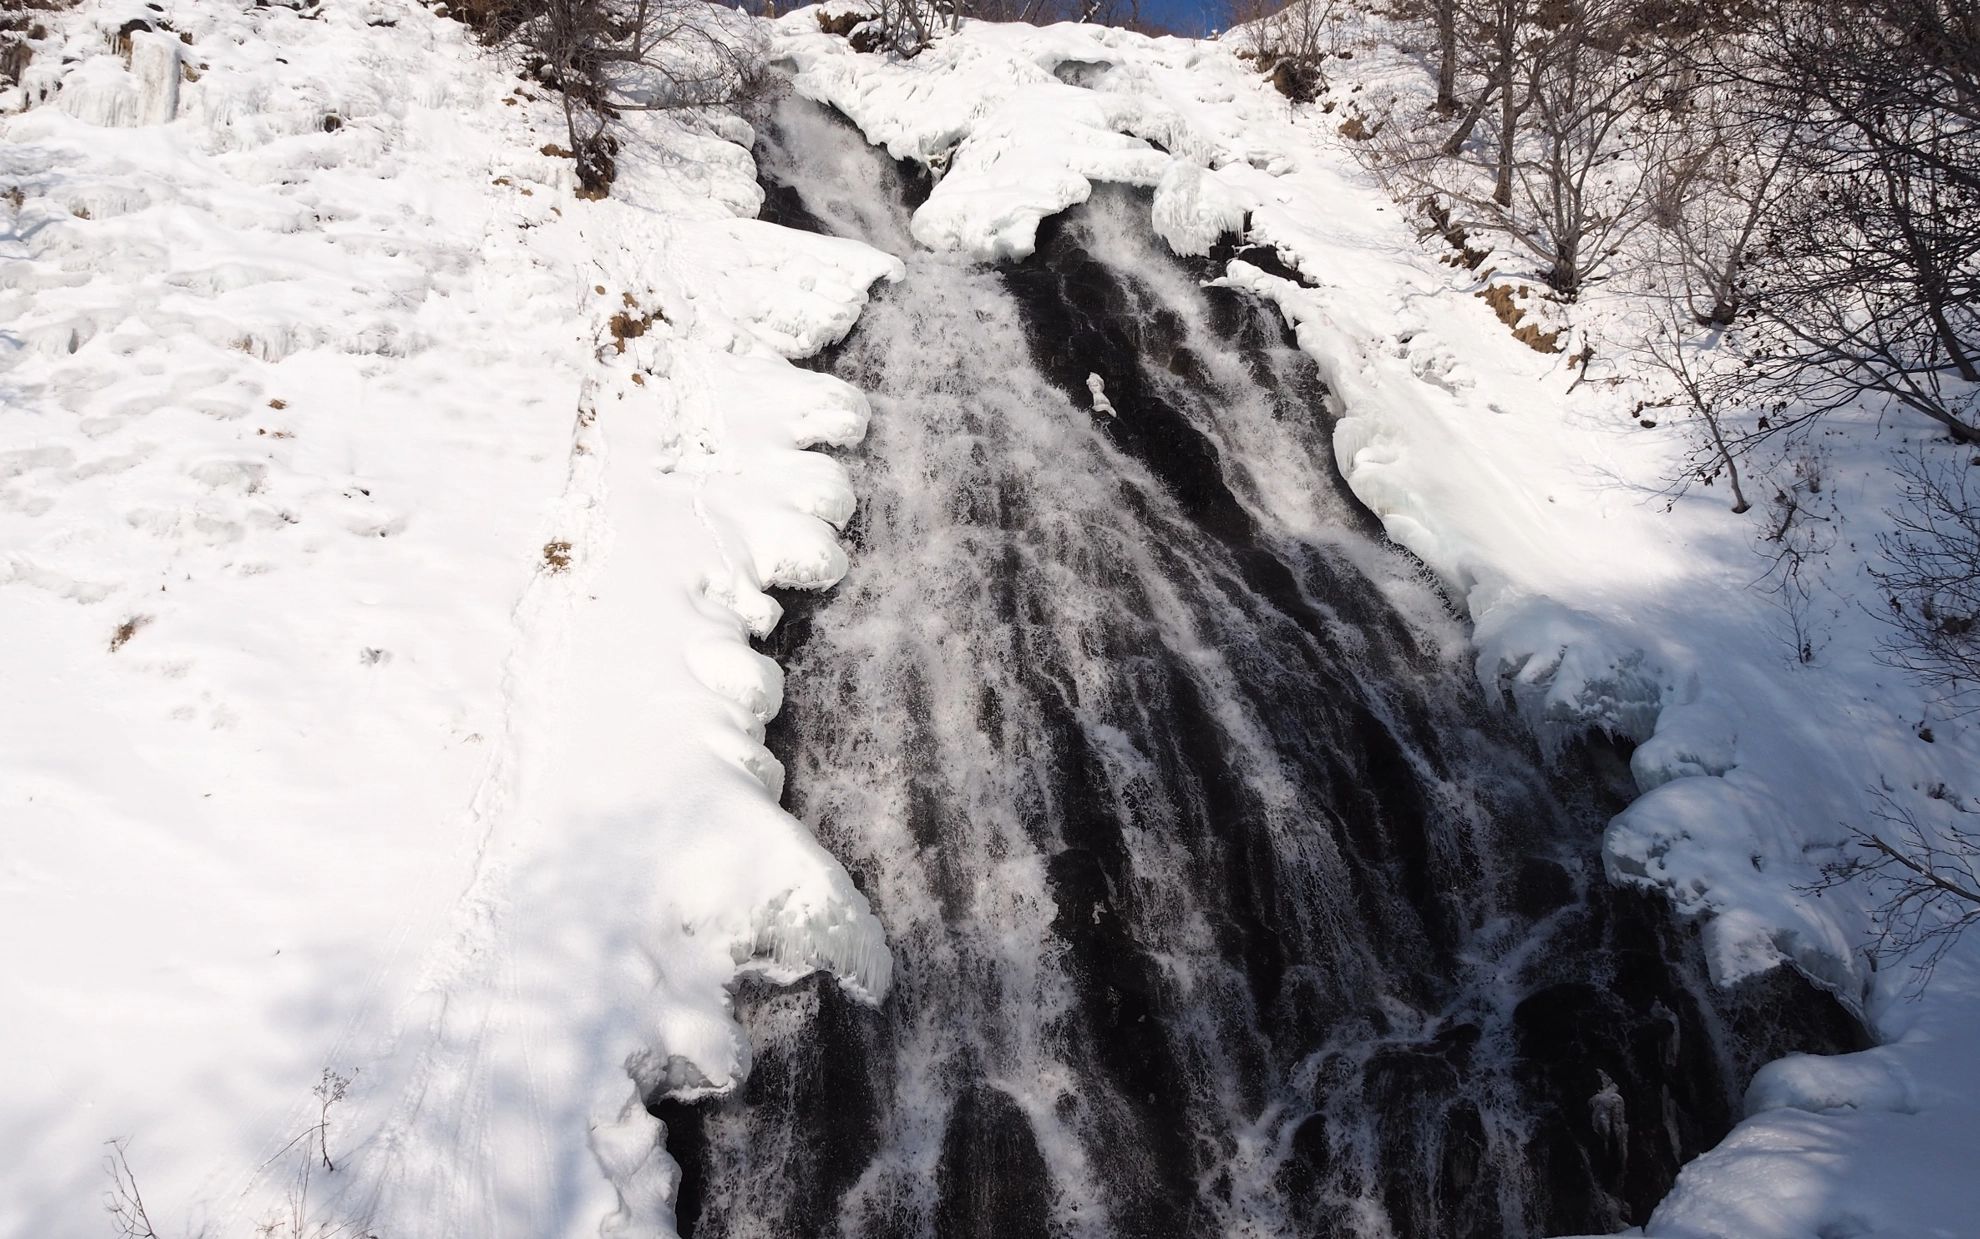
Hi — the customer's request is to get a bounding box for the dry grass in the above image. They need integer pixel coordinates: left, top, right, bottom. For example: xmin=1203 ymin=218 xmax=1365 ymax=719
xmin=541 ymin=541 xmax=574 ymax=573
xmin=816 ymin=7 xmax=868 ymax=36
xmin=1477 ymin=283 xmax=1562 ymax=353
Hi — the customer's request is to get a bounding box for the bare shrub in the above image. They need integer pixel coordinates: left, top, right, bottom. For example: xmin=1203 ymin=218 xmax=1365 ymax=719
xmin=102 ymin=1071 xmax=365 ymax=1239
xmin=1637 ymin=307 xmax=1752 ymax=513
xmin=1758 ymin=448 xmax=1835 ymax=666
xmin=1819 ymin=788 xmax=1980 ymax=988
xmin=861 ymin=0 xmax=953 ymax=56
xmin=1876 ymin=450 xmax=1980 ymax=711
xmin=1229 ymin=0 xmax=1340 ymax=100
xmin=471 ymin=0 xmax=766 ymax=196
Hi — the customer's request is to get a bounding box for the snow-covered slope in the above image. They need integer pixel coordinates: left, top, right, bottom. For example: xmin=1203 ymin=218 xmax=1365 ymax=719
xmin=2 ymin=3 xmax=896 ymax=1236
xmin=5 ymin=2 xmax=1977 ymax=1236
xmin=771 ymin=13 xmax=1980 ymax=1238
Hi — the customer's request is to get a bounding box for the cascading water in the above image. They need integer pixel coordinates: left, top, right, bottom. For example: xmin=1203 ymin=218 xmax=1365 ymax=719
xmin=656 ymin=93 xmax=1864 ymax=1239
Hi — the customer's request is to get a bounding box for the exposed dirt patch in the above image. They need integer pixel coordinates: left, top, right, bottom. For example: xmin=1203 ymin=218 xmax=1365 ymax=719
xmin=1478 ymin=282 xmax=1562 ymax=353
xmin=109 ymin=614 xmax=149 ymax=652
xmin=816 ymin=7 xmax=872 ymax=36
xmin=609 ymin=298 xmax=662 ymax=353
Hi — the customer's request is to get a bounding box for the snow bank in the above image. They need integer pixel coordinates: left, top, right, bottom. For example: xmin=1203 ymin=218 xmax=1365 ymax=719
xmin=1 ymin=4 xmax=895 ymax=1238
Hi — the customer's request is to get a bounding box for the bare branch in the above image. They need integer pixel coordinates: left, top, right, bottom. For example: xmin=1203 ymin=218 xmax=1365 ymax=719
xmin=103 ymin=1138 xmax=160 ymax=1239
xmin=1815 ymin=788 xmax=1980 ymax=990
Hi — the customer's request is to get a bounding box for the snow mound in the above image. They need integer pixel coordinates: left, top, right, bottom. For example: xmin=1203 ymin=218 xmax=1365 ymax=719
xmin=1639 ymin=956 xmax=1980 ymax=1239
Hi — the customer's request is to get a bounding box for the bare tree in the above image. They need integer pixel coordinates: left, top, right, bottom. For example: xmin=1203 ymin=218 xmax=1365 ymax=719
xmin=1427 ymin=0 xmax=1532 ymax=205
xmin=1643 ymin=74 xmax=1804 ymax=327
xmin=1371 ymin=0 xmax=1680 ymax=298
xmin=1432 ymin=0 xmax=1457 ymax=111
xmin=1074 ymin=0 xmax=1144 ymax=25
xmin=1502 ymin=0 xmax=1675 ymax=298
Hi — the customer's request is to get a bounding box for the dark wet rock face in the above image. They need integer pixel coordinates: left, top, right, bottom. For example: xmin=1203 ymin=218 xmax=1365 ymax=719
xmin=936 ymin=1084 xmax=1054 ymax=1239
xmin=652 ymin=96 xmax=1866 ymax=1239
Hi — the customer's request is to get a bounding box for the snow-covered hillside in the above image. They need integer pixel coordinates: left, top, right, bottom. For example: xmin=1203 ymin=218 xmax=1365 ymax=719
xmin=3 ymin=3 xmax=896 ymax=1235
xmin=4 ymin=1 xmax=1976 ymax=1237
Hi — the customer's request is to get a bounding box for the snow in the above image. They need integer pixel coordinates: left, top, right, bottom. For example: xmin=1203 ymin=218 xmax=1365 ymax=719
xmin=773 ymin=11 xmax=1980 ymax=1238
xmin=2 ymin=3 xmax=893 ymax=1237
xmin=785 ymin=21 xmax=1173 ymax=257
xmin=1150 ymin=157 xmax=1248 ymax=257
xmin=1085 ymin=371 xmax=1117 ymax=416
xmin=4 ymin=1 xmax=1977 ymax=1236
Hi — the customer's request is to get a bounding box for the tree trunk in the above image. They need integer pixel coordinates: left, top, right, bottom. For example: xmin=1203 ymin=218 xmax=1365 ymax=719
xmin=1435 ymin=0 xmax=1457 ymax=112
xmin=1494 ymin=66 xmax=1515 ymax=206
xmin=1493 ymin=0 xmax=1517 ymax=207
xmin=1442 ymin=79 xmax=1498 ymax=154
